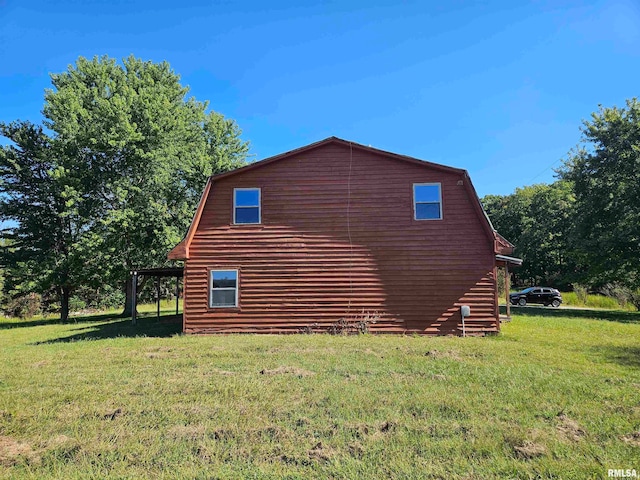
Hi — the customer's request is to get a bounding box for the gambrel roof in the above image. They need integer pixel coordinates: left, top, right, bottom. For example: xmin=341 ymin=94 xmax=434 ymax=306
xmin=168 ymin=136 xmax=512 ymax=260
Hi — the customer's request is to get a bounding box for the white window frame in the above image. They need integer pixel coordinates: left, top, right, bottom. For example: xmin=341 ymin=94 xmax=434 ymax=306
xmin=413 ymin=183 xmax=443 ymax=221
xmin=209 ymin=269 xmax=239 ymax=308
xmin=233 ymin=188 xmax=261 ymax=225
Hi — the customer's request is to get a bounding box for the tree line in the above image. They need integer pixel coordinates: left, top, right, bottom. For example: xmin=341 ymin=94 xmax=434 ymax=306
xmin=0 ymin=56 xmax=249 ymax=320
xmin=482 ymin=99 xmax=640 ymax=307
xmin=2 ymin=55 xmax=638 ymax=318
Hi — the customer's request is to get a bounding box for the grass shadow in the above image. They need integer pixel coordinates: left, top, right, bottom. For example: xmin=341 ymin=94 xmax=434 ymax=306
xmin=500 ymin=305 xmax=640 ymax=324
xmin=0 ymin=312 xmax=124 ymax=330
xmin=592 ymin=345 xmax=640 ymax=369
xmin=32 ymin=313 xmax=182 ymax=344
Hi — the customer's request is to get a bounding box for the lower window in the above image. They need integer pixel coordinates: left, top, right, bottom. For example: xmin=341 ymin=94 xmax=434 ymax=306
xmin=210 ymin=270 xmax=238 ymax=308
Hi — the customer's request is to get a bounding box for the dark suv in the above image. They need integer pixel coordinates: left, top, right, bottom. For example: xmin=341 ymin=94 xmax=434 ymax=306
xmin=510 ymin=287 xmax=562 ymax=307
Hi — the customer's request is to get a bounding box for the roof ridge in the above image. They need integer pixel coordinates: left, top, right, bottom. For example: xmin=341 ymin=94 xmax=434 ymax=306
xmin=208 ymin=136 xmax=465 ymax=182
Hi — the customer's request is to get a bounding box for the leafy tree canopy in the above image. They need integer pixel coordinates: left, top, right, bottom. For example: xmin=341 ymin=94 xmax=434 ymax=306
xmin=1 ymin=55 xmax=249 ymax=319
xmin=558 ymin=98 xmax=640 ymax=290
xmin=483 ymin=181 xmax=578 ymax=289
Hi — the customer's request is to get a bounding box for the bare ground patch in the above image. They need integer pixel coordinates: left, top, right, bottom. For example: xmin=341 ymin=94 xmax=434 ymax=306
xmin=622 ymin=431 xmax=640 ymax=447
xmin=308 ymin=441 xmax=337 ymax=462
xmin=179 ymin=404 xmax=217 ymax=417
xmin=513 ymin=441 xmax=547 ymax=459
xmin=168 ymin=424 xmax=206 ymax=440
xmin=1 ymin=434 xmax=82 ymax=468
xmin=344 ymin=422 xmax=371 ymax=439
xmin=424 ymin=349 xmax=462 ymax=361
xmin=379 ymin=421 xmax=397 ymax=433
xmin=145 ymin=346 xmax=182 ymax=359
xmin=556 ymin=413 xmax=585 ymax=441
xmin=260 ymin=366 xmax=315 ymax=377
xmin=0 ymin=436 xmax=39 ymax=466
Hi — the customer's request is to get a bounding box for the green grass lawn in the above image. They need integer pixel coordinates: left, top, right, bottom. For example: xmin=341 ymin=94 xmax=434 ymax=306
xmin=1 ymin=307 xmax=639 ymax=479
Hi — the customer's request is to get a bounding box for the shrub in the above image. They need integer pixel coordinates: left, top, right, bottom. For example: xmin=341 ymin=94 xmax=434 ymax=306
xmin=573 ymin=284 xmax=588 ymax=305
xmin=4 ymin=293 xmax=42 ymax=319
xmin=72 ymin=285 xmax=125 ymax=311
xmin=600 ymin=283 xmax=640 ymax=310
xmin=562 ymin=285 xmax=637 ymax=311
xmin=68 ymin=296 xmax=87 ymax=312
xmin=600 ymin=283 xmax=628 ymax=305
xmin=328 ymin=310 xmax=380 ymax=334
xmin=629 ymin=289 xmax=640 ymax=310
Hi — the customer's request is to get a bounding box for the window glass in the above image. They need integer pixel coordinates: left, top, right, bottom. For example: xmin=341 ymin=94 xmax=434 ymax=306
xmin=416 ymin=203 xmax=441 ymax=220
xmin=235 ymin=207 xmax=260 ymax=224
xmin=211 ymin=270 xmax=237 ymax=288
xmin=234 ymin=188 xmax=261 ymax=224
xmin=414 ymin=183 xmax=442 ymax=220
xmin=211 ymin=290 xmax=236 ymax=307
xmin=414 ymin=185 xmax=440 ymax=203
xmin=235 ymin=189 xmax=259 ymax=206
xmin=210 ymin=270 xmax=238 ymax=308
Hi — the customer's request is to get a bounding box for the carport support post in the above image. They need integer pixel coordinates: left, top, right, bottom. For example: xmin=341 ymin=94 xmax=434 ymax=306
xmin=504 ymin=263 xmax=511 ymax=318
xmin=175 ymin=276 xmax=179 ymax=315
xmin=156 ymin=277 xmax=160 ymax=320
xmin=131 ymin=271 xmax=138 ymax=325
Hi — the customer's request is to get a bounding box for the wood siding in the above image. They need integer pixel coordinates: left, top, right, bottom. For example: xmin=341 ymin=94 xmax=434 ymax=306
xmin=183 ymin=142 xmax=498 ymax=335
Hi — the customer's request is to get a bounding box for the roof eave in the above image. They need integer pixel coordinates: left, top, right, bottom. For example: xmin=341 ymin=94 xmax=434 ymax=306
xmin=496 ymin=254 xmax=523 ymax=266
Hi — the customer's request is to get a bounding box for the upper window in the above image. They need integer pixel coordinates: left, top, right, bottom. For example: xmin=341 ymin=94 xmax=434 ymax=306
xmin=234 ymin=188 xmax=261 ymax=224
xmin=413 ymin=183 xmax=442 ymax=220
xmin=210 ymin=270 xmax=238 ymax=308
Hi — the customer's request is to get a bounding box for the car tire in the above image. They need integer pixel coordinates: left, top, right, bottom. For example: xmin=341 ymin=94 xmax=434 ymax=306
xmin=518 ymin=298 xmax=526 ymax=306
xmin=551 ymin=299 xmax=560 ymax=308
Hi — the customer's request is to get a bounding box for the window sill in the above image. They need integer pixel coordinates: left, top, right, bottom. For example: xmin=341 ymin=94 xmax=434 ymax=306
xmin=206 ymin=306 xmax=241 ymax=312
xmin=230 ymin=223 xmax=264 ymax=228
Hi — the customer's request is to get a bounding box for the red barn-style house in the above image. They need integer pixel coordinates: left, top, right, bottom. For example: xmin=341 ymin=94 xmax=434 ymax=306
xmin=168 ymin=137 xmax=520 ymax=335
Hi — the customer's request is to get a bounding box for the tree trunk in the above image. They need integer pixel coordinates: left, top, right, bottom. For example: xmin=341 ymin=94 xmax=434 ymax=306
xmin=122 ymin=275 xmax=147 ymax=317
xmin=122 ymin=276 xmax=134 ymax=317
xmin=61 ymin=286 xmax=70 ymax=323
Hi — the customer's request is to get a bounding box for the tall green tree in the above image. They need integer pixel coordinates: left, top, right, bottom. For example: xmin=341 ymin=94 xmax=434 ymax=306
xmin=0 ymin=122 xmax=88 ymax=321
xmin=1 ymin=55 xmax=249 ymax=318
xmin=44 ymin=55 xmax=249 ymax=315
xmin=559 ymin=98 xmax=640 ymax=290
xmin=482 ymin=181 xmax=577 ymax=288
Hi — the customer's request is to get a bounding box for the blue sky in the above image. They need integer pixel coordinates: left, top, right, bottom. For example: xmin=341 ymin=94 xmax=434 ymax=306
xmin=1 ymin=0 xmax=639 ymax=197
